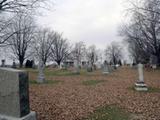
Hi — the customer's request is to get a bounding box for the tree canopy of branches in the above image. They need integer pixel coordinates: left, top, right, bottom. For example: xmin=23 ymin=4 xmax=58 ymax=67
xmin=50 ymin=33 xmax=71 ymax=66
xmin=0 ymin=16 xmax=13 ymax=46
xmin=121 ymin=0 xmax=160 ymax=64
xmin=86 ymin=45 xmax=98 ymax=68
xmin=8 ymin=13 xmax=35 ymax=68
xmin=0 ymin=0 xmax=47 ymax=13
xmin=105 ymin=42 xmax=122 ymax=65
xmin=34 ymin=28 xmax=56 ymax=65
xmin=72 ymin=41 xmax=86 ymax=64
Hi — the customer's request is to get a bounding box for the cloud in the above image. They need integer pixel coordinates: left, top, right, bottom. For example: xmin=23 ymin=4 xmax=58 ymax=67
xmin=37 ymin=0 xmax=125 ymax=49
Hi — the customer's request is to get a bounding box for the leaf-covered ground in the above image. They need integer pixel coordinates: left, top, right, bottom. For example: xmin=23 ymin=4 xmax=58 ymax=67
xmin=28 ymin=67 xmax=160 ymax=120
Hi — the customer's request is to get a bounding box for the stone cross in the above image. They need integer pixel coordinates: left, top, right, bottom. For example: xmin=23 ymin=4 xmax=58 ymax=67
xmin=0 ymin=68 xmax=36 ymax=120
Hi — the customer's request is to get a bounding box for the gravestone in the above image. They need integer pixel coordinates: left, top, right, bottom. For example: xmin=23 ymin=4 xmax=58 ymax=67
xmin=108 ymin=65 xmax=114 ymax=73
xmin=37 ymin=58 xmax=45 ymax=83
xmin=1 ymin=59 xmax=5 ymax=67
xmin=87 ymin=62 xmax=92 ymax=72
xmin=150 ymin=55 xmax=158 ymax=69
xmin=135 ymin=63 xmax=148 ymax=91
xmin=74 ymin=60 xmax=80 ymax=74
xmin=103 ymin=61 xmax=109 ymax=74
xmin=0 ymin=68 xmax=36 ymax=120
xmin=12 ymin=60 xmax=16 ymax=68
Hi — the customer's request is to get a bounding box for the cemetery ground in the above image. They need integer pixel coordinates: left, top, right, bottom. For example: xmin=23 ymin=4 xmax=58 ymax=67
xmin=26 ymin=67 xmax=160 ymax=120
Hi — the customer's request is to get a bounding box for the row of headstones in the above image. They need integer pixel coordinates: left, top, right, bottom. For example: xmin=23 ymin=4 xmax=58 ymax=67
xmin=73 ymin=60 xmax=119 ymax=74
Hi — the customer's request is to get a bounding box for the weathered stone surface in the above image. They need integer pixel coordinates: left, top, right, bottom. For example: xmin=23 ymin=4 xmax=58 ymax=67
xmin=37 ymin=58 xmax=45 ymax=83
xmin=103 ymin=61 xmax=109 ymax=74
xmin=135 ymin=64 xmax=148 ymax=91
xmin=0 ymin=112 xmax=36 ymax=120
xmin=0 ymin=68 xmax=30 ymax=118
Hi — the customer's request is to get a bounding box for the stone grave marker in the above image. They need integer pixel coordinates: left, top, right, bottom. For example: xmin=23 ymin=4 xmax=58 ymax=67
xmin=12 ymin=60 xmax=16 ymax=68
xmin=74 ymin=60 xmax=80 ymax=74
xmin=1 ymin=59 xmax=5 ymax=67
xmin=150 ymin=55 xmax=158 ymax=69
xmin=37 ymin=58 xmax=45 ymax=83
xmin=135 ymin=63 xmax=148 ymax=91
xmin=87 ymin=62 xmax=92 ymax=72
xmin=103 ymin=61 xmax=109 ymax=74
xmin=0 ymin=68 xmax=36 ymax=120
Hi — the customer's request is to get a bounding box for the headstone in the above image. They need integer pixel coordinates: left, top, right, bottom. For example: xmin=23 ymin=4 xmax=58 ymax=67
xmin=103 ymin=61 xmax=109 ymax=74
xmin=12 ymin=60 xmax=17 ymax=68
xmin=32 ymin=61 xmax=36 ymax=69
xmin=87 ymin=62 xmax=92 ymax=72
xmin=25 ymin=60 xmax=34 ymax=68
xmin=108 ymin=65 xmax=114 ymax=72
xmin=135 ymin=63 xmax=148 ymax=91
xmin=74 ymin=60 xmax=80 ymax=74
xmin=0 ymin=68 xmax=36 ymax=120
xmin=1 ymin=59 xmax=5 ymax=67
xmin=150 ymin=55 xmax=158 ymax=69
xmin=37 ymin=58 xmax=45 ymax=83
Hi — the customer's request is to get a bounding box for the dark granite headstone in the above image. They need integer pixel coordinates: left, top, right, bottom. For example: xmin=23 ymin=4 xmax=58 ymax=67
xmin=1 ymin=59 xmax=5 ymax=67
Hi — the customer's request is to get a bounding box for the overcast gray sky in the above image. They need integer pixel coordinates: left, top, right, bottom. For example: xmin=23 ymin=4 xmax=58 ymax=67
xmin=37 ymin=0 xmax=126 ymax=49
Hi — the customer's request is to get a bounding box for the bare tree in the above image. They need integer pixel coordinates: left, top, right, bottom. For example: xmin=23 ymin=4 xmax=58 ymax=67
xmin=34 ymin=28 xmax=55 ymax=65
xmin=121 ymin=0 xmax=160 ymax=64
xmin=0 ymin=0 xmax=51 ymax=46
xmin=72 ymin=41 xmax=86 ymax=73
xmin=105 ymin=42 xmax=122 ymax=65
xmin=86 ymin=45 xmax=98 ymax=71
xmin=50 ymin=33 xmax=71 ymax=67
xmin=0 ymin=0 xmax=49 ymax=13
xmin=0 ymin=15 xmax=15 ymax=46
xmin=8 ymin=13 xmax=35 ymax=68
xmin=33 ymin=28 xmax=56 ymax=83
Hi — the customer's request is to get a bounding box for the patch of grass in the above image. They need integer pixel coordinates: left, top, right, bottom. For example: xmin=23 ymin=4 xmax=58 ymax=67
xmin=45 ymin=69 xmax=89 ymax=76
xmin=82 ymin=80 xmax=105 ymax=86
xmin=29 ymin=80 xmax=62 ymax=85
xmin=45 ymin=69 xmax=76 ymax=76
xmin=22 ymin=68 xmax=99 ymax=77
xmin=128 ymin=86 xmax=160 ymax=93
xmin=148 ymin=87 xmax=160 ymax=92
xmin=83 ymin=105 xmax=130 ymax=120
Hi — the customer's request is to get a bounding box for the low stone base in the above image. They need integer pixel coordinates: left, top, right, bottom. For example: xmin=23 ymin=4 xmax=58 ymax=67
xmin=135 ymin=82 xmax=148 ymax=91
xmin=103 ymin=72 xmax=109 ymax=74
xmin=0 ymin=112 xmax=36 ymax=120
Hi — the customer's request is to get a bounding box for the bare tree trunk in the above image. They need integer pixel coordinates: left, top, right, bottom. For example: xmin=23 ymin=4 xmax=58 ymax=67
xmin=19 ymin=57 xmax=24 ymax=68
